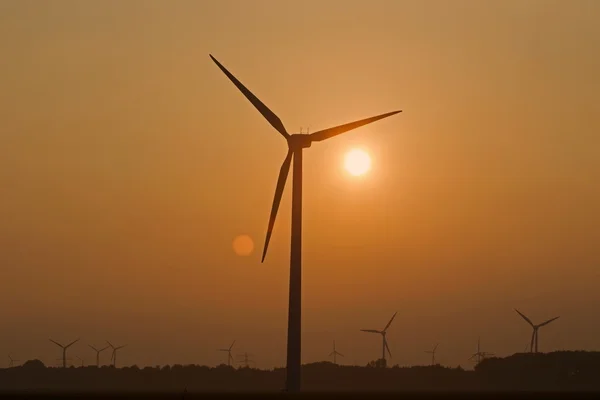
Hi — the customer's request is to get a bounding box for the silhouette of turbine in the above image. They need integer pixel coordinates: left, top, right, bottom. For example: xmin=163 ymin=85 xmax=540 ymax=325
xmin=329 ymin=340 xmax=344 ymax=365
xmin=218 ymin=340 xmax=236 ymax=367
xmin=8 ymin=355 xmax=19 ymax=368
xmin=514 ymin=309 xmax=560 ymax=354
xmin=468 ymin=337 xmax=494 ymax=364
xmin=425 ymin=344 xmax=438 ymax=366
xmin=50 ymin=338 xmax=79 ymax=368
xmin=210 ymin=54 xmax=401 ymax=392
xmin=76 ymin=355 xmax=84 ymax=367
xmin=361 ymin=311 xmax=397 ymax=365
xmin=106 ymin=341 xmax=126 ymax=367
xmin=89 ymin=344 xmax=110 ymax=367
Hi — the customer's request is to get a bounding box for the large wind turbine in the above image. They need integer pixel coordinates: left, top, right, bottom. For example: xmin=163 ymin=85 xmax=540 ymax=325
xmin=49 ymin=338 xmax=79 ymax=368
xmin=210 ymin=54 xmax=401 ymax=392
xmin=329 ymin=340 xmax=344 ymax=365
xmin=89 ymin=344 xmax=110 ymax=367
xmin=361 ymin=311 xmax=397 ymax=365
xmin=425 ymin=344 xmax=438 ymax=366
xmin=218 ymin=340 xmax=236 ymax=367
xmin=514 ymin=309 xmax=559 ymax=353
xmin=106 ymin=341 xmax=126 ymax=367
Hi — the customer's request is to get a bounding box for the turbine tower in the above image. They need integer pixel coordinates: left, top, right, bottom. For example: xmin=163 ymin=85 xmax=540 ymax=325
xmin=514 ymin=309 xmax=560 ymax=353
xmin=106 ymin=341 xmax=126 ymax=367
xmin=49 ymin=338 xmax=79 ymax=368
xmin=360 ymin=311 xmax=398 ymax=365
xmin=218 ymin=340 xmax=236 ymax=367
xmin=425 ymin=344 xmax=438 ymax=366
xmin=329 ymin=340 xmax=344 ymax=365
xmin=210 ymin=54 xmax=401 ymax=392
xmin=8 ymin=355 xmax=19 ymax=368
xmin=468 ymin=337 xmax=494 ymax=364
xmin=89 ymin=344 xmax=110 ymax=367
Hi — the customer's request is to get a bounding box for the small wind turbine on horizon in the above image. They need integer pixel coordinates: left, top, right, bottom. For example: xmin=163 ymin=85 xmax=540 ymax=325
xmin=50 ymin=338 xmax=79 ymax=368
xmin=329 ymin=341 xmax=344 ymax=365
xmin=76 ymin=355 xmax=84 ymax=367
xmin=236 ymin=352 xmax=256 ymax=368
xmin=210 ymin=54 xmax=401 ymax=393
xmin=8 ymin=355 xmax=19 ymax=368
xmin=361 ymin=312 xmax=397 ymax=366
xmin=514 ymin=309 xmax=560 ymax=354
xmin=106 ymin=341 xmax=126 ymax=367
xmin=89 ymin=344 xmax=110 ymax=367
xmin=425 ymin=344 xmax=438 ymax=366
xmin=218 ymin=340 xmax=236 ymax=367
xmin=468 ymin=337 xmax=494 ymax=364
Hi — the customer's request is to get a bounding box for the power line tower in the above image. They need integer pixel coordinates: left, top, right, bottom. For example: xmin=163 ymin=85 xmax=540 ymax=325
xmin=236 ymin=352 xmax=256 ymax=368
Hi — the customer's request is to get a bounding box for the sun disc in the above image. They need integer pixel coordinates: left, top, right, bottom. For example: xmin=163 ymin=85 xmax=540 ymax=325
xmin=232 ymin=234 xmax=254 ymax=256
xmin=344 ymin=149 xmax=372 ymax=176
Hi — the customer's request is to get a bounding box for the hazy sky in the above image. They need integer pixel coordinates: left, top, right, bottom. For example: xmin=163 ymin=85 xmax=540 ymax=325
xmin=1 ymin=0 xmax=599 ymax=369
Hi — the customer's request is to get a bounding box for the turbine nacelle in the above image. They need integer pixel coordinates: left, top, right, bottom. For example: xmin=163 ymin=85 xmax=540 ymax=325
xmin=287 ymin=134 xmax=313 ymax=149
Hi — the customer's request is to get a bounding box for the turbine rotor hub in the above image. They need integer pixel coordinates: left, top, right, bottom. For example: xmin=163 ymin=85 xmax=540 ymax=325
xmin=288 ymin=134 xmax=312 ymax=149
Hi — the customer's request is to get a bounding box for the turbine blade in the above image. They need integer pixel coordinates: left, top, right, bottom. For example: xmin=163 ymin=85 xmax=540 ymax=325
xmin=116 ymin=345 xmax=126 ymax=350
xmin=89 ymin=345 xmax=98 ymax=352
xmin=538 ymin=316 xmax=560 ymax=327
xmin=209 ymin=54 xmax=289 ymax=139
xmin=337 ymin=352 xmax=345 ymax=357
xmin=229 ymin=340 xmax=236 ymax=351
xmin=49 ymin=339 xmax=63 ymax=348
xmin=261 ymin=150 xmax=292 ymax=262
xmin=515 ymin=309 xmax=534 ymax=327
xmin=106 ymin=341 xmax=115 ymax=349
xmin=383 ymin=311 xmax=398 ymax=332
xmin=385 ymin=339 xmax=392 ymax=358
xmin=433 ymin=343 xmax=438 ymax=352
xmin=329 ymin=351 xmax=334 ymax=356
xmin=100 ymin=346 xmax=110 ymax=352
xmin=309 ymin=110 xmax=401 ymax=142
xmin=360 ymin=330 xmax=381 ymax=334
xmin=530 ymin=330 xmax=535 ymax=352
xmin=66 ymin=338 xmax=80 ymax=348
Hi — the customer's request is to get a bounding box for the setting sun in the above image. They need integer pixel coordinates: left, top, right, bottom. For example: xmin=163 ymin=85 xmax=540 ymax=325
xmin=344 ymin=149 xmax=372 ymax=176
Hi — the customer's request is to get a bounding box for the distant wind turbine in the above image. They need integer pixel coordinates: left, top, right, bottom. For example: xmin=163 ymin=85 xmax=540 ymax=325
xmin=468 ymin=337 xmax=494 ymax=364
xmin=514 ymin=309 xmax=560 ymax=353
xmin=76 ymin=355 xmax=84 ymax=367
xmin=425 ymin=344 xmax=438 ymax=366
xmin=329 ymin=341 xmax=344 ymax=365
xmin=8 ymin=355 xmax=19 ymax=368
xmin=106 ymin=341 xmax=126 ymax=367
xmin=89 ymin=344 xmax=110 ymax=367
xmin=50 ymin=338 xmax=79 ymax=368
xmin=210 ymin=54 xmax=401 ymax=393
xmin=218 ymin=340 xmax=236 ymax=367
xmin=361 ymin=312 xmax=397 ymax=365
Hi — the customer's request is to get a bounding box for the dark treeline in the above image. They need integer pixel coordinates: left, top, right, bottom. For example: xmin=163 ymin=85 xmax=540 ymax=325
xmin=1 ymin=351 xmax=600 ymax=392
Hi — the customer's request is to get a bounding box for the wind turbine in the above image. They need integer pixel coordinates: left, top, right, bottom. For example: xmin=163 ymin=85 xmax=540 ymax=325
xmin=49 ymin=338 xmax=79 ymax=368
xmin=76 ymin=356 xmax=84 ymax=367
xmin=360 ymin=311 xmax=397 ymax=365
xmin=218 ymin=340 xmax=236 ymax=367
xmin=468 ymin=337 xmax=494 ymax=364
xmin=210 ymin=54 xmax=401 ymax=392
xmin=329 ymin=340 xmax=344 ymax=365
xmin=106 ymin=341 xmax=126 ymax=367
xmin=514 ymin=309 xmax=560 ymax=353
xmin=89 ymin=344 xmax=110 ymax=367
xmin=8 ymin=355 xmax=19 ymax=368
xmin=425 ymin=344 xmax=438 ymax=366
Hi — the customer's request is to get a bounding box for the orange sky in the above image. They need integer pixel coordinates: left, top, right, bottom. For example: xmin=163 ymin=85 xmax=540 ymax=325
xmin=1 ymin=0 xmax=599 ymax=369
